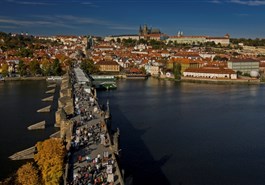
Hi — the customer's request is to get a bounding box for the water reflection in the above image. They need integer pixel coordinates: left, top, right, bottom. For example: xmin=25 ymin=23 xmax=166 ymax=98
xmin=99 ymin=78 xmax=265 ymax=185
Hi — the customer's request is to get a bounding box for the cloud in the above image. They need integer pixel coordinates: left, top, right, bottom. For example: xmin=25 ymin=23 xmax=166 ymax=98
xmin=80 ymin=2 xmax=92 ymax=5
xmin=0 ymin=25 xmax=17 ymax=29
xmin=228 ymin=0 xmax=265 ymax=6
xmin=78 ymin=1 xmax=99 ymax=7
xmin=51 ymin=15 xmax=111 ymax=26
xmin=0 ymin=14 xmax=139 ymax=34
xmin=109 ymin=26 xmax=138 ymax=31
xmin=209 ymin=0 xmax=222 ymax=4
xmin=5 ymin=0 xmax=52 ymax=5
xmin=53 ymin=15 xmax=137 ymax=31
xmin=0 ymin=16 xmax=76 ymax=28
xmin=235 ymin=13 xmax=251 ymax=16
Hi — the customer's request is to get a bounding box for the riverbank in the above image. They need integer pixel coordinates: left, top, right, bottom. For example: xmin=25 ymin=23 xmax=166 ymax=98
xmin=3 ymin=76 xmax=46 ymax=81
xmin=156 ymin=76 xmax=260 ymax=84
xmin=181 ymin=76 xmax=260 ymax=84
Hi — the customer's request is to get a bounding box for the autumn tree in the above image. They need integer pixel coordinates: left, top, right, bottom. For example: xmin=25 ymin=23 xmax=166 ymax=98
xmin=34 ymin=138 xmax=66 ymax=185
xmin=29 ymin=60 xmax=41 ymax=76
xmin=41 ymin=58 xmax=52 ymax=76
xmin=1 ymin=63 xmax=9 ymax=77
xmin=17 ymin=162 xmax=40 ymax=185
xmin=80 ymin=58 xmax=99 ymax=74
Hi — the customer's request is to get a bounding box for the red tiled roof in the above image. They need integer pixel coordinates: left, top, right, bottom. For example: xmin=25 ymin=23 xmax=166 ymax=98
xmin=229 ymin=58 xmax=259 ymax=62
xmin=185 ymin=67 xmax=236 ymax=74
xmin=129 ymin=68 xmax=141 ymax=73
xmin=96 ymin=60 xmax=119 ymax=65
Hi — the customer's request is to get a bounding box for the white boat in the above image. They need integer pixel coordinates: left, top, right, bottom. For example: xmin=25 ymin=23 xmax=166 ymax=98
xmin=46 ymin=76 xmax=62 ymax=81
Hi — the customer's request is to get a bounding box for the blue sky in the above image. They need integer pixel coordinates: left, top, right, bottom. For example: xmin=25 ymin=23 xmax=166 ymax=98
xmin=0 ymin=0 xmax=265 ymax=38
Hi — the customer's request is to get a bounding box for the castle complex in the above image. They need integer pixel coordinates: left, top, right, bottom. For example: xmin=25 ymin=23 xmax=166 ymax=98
xmin=139 ymin=24 xmax=161 ymax=35
xmin=104 ymin=24 xmax=230 ymax=45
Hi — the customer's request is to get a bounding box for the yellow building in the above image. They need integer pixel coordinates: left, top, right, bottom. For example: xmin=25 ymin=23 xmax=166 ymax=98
xmin=96 ymin=60 xmax=120 ymax=72
xmin=167 ymin=58 xmax=202 ymax=73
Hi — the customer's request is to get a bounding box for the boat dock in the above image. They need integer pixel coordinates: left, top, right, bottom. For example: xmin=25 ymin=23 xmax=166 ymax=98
xmin=90 ymin=75 xmax=117 ymax=90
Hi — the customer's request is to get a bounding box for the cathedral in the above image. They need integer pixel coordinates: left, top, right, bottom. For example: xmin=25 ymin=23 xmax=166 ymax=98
xmin=139 ymin=24 xmax=161 ymax=35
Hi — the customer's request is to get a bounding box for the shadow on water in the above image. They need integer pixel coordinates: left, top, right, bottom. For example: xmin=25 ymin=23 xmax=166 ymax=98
xmin=0 ymin=80 xmax=60 ymax=180
xmin=99 ymin=93 xmax=171 ymax=185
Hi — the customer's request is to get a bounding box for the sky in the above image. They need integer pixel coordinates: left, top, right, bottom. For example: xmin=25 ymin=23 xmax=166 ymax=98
xmin=0 ymin=0 xmax=265 ymax=38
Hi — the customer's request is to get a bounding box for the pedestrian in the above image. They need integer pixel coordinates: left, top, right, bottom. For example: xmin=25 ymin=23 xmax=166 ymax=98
xmin=78 ymin=155 xmax=82 ymax=163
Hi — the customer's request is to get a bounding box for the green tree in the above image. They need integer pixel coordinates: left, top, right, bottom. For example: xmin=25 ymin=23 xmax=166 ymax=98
xmin=17 ymin=60 xmax=27 ymax=77
xmin=17 ymin=162 xmax=41 ymax=185
xmin=81 ymin=59 xmax=99 ymax=74
xmin=19 ymin=48 xmax=33 ymax=58
xmin=51 ymin=58 xmax=62 ymax=76
xmin=173 ymin=62 xmax=181 ymax=80
xmin=29 ymin=60 xmax=41 ymax=76
xmin=34 ymin=138 xmax=66 ymax=185
xmin=116 ymin=38 xmax=121 ymax=43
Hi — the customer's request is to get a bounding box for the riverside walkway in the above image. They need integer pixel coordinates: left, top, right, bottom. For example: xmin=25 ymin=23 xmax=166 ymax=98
xmin=67 ymin=67 xmax=123 ymax=185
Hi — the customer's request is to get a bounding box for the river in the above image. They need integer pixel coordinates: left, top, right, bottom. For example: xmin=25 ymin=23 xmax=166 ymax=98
xmin=0 ymin=80 xmax=59 ymax=180
xmin=97 ymin=78 xmax=265 ymax=185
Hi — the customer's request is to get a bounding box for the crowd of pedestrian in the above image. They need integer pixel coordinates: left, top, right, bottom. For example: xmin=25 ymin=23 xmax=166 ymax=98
xmin=68 ymin=68 xmax=118 ymax=185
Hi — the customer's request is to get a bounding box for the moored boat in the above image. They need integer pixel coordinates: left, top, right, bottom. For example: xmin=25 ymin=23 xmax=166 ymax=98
xmin=46 ymin=76 xmax=62 ymax=81
xmin=126 ymin=74 xmax=148 ymax=79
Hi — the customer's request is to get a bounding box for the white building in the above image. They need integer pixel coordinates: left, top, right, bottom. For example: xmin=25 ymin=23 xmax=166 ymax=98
xmin=167 ymin=34 xmax=230 ymax=46
xmin=183 ymin=67 xmax=237 ymax=79
xmin=104 ymin=35 xmax=143 ymax=42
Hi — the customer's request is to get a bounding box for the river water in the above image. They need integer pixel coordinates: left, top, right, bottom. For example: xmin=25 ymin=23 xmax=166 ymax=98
xmin=97 ymin=78 xmax=265 ymax=185
xmin=1 ymin=79 xmax=265 ymax=184
xmin=0 ymin=80 xmax=59 ymax=180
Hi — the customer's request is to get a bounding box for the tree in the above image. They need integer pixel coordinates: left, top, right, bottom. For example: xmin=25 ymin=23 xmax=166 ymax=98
xmin=34 ymin=138 xmax=66 ymax=185
xmin=116 ymin=38 xmax=121 ymax=43
xmin=1 ymin=63 xmax=9 ymax=77
xmin=51 ymin=58 xmax=63 ymax=76
xmin=17 ymin=60 xmax=27 ymax=77
xmin=140 ymin=66 xmax=146 ymax=74
xmin=19 ymin=48 xmax=33 ymax=58
xmin=41 ymin=59 xmax=52 ymax=76
xmin=17 ymin=162 xmax=40 ymax=185
xmin=80 ymin=59 xmax=99 ymax=74
xmin=29 ymin=60 xmax=41 ymax=76
xmin=173 ymin=62 xmax=181 ymax=80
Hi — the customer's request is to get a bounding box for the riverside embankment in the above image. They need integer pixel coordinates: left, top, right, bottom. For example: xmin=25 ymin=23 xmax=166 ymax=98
xmin=181 ymin=76 xmax=260 ymax=84
xmin=3 ymin=76 xmax=46 ymax=81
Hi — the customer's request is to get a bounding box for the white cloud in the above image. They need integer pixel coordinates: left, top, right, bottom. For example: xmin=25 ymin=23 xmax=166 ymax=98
xmin=235 ymin=13 xmax=251 ymax=16
xmin=228 ymin=0 xmax=265 ymax=6
xmin=0 ymin=25 xmax=17 ymax=29
xmin=80 ymin=2 xmax=92 ymax=5
xmin=209 ymin=0 xmax=222 ymax=4
xmin=5 ymin=0 xmax=52 ymax=5
xmin=109 ymin=26 xmax=138 ymax=31
xmin=0 ymin=14 xmax=139 ymax=34
xmin=0 ymin=16 xmax=76 ymax=28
